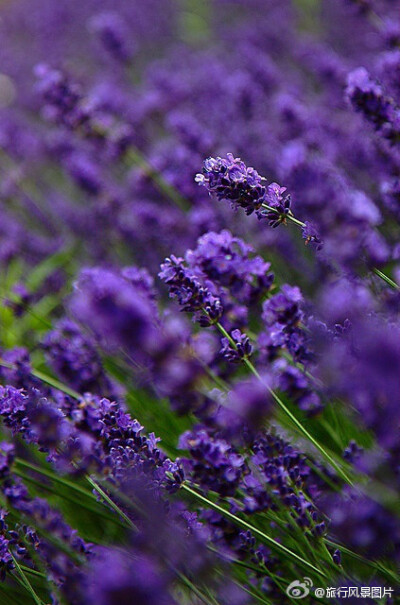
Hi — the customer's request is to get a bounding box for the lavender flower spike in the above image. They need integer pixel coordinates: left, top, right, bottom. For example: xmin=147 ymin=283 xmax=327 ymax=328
xmin=195 ymin=153 xmax=266 ymax=216
xmin=346 ymin=67 xmax=400 ymax=143
xmin=196 ymin=153 xmax=297 ymax=228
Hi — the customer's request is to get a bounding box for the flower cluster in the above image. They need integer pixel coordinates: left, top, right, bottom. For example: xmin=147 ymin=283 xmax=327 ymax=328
xmin=0 ymin=0 xmax=399 ymax=602
xmin=196 ymin=154 xmax=294 ymax=228
xmin=159 ymin=255 xmax=223 ymax=326
xmin=346 ymin=67 xmax=400 ymax=143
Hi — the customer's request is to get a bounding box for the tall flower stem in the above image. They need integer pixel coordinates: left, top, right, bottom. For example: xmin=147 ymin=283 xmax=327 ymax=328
xmin=261 ymin=202 xmax=306 ymax=227
xmin=84 ymin=475 xmax=138 ymax=531
xmin=181 ymin=482 xmax=327 ymax=579
xmin=125 ymin=147 xmax=190 ymax=211
xmin=215 ymin=322 xmax=354 ymax=486
xmin=260 ymin=202 xmax=398 ymax=290
xmin=10 ymin=553 xmax=45 ymax=605
xmin=373 ymin=267 xmax=399 ymax=290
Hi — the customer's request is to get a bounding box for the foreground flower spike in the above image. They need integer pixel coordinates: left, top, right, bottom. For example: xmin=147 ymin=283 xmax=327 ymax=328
xmin=346 ymin=67 xmax=400 ymax=143
xmin=160 ymin=230 xmax=274 ymax=331
xmin=159 ymin=255 xmax=223 ymax=326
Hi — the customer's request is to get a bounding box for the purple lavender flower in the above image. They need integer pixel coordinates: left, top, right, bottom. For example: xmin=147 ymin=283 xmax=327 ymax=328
xmin=196 ymin=153 xmax=266 ymax=216
xmin=0 ymin=347 xmax=43 ymax=391
xmin=272 ymin=359 xmax=322 ymax=415
xmin=71 ymin=266 xmax=160 ymax=360
xmin=323 ymin=487 xmax=400 ymax=560
xmin=42 ymin=318 xmax=121 ymax=399
xmin=85 ymin=547 xmax=177 ymax=605
xmin=179 ymin=428 xmax=245 ymax=497
xmin=65 ymin=152 xmax=103 ymax=195
xmin=220 ymin=329 xmax=252 ymax=363
xmin=159 ymin=255 xmax=223 ymax=326
xmin=262 ymin=285 xmax=303 ymax=327
xmin=343 ymin=440 xmax=363 ymax=464
xmin=346 ymin=67 xmax=400 ymax=143
xmin=34 ymin=64 xmax=90 ymax=130
xmin=260 ymin=183 xmax=292 ymax=228
xmin=0 ymin=534 xmax=13 ymax=581
xmin=259 ymin=284 xmax=313 ymax=363
xmin=301 ymin=220 xmax=323 ymax=250
xmin=0 ymin=442 xmax=92 ymax=599
xmin=223 ymin=374 xmax=273 ymax=429
xmin=89 ymin=11 xmax=134 ymax=64
xmin=196 ymin=154 xmax=292 ymax=226
xmin=186 ymin=230 xmax=274 ymax=306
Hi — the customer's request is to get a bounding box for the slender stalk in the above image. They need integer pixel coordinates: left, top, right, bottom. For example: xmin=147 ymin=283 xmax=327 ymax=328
xmin=261 ymin=202 xmax=306 ymax=227
xmin=15 ymin=459 xmax=95 ymax=501
xmin=10 ymin=554 xmax=45 ymax=605
xmin=85 ymin=475 xmax=138 ymax=531
xmin=30 ymin=369 xmax=81 ymax=400
xmin=18 ymin=535 xmax=67 ymax=605
xmin=19 ymin=566 xmax=46 ymax=580
xmin=14 ymin=466 xmax=126 ymax=528
xmin=232 ymin=581 xmax=273 ymax=605
xmin=325 ymin=540 xmax=399 ymax=584
xmin=125 ymin=148 xmax=189 ymax=212
xmin=373 ymin=267 xmax=399 ymax=291
xmin=215 ymin=322 xmax=353 ymax=485
xmin=181 ymin=483 xmax=327 ymax=578
xmin=174 ymin=569 xmax=220 ymax=605
xmin=260 ymin=201 xmax=397 ymax=290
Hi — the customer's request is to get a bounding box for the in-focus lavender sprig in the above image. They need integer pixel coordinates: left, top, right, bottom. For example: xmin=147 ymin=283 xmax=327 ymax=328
xmin=196 ymin=153 xmax=299 ymax=229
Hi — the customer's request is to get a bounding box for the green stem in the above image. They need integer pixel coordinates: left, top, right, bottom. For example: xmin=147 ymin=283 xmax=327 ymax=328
xmin=30 ymin=369 xmax=81 ymax=399
xmin=10 ymin=554 xmax=45 ymax=605
xmin=174 ymin=569 xmax=220 ymax=605
xmin=261 ymin=203 xmax=306 ymax=227
xmin=325 ymin=540 xmax=399 ymax=584
xmin=15 ymin=459 xmax=94 ymax=501
xmin=0 ymin=359 xmax=81 ymax=401
xmin=14 ymin=466 xmax=126 ymax=528
xmin=260 ymin=202 xmax=397 ymax=290
xmin=181 ymin=483 xmax=327 ymax=579
xmin=124 ymin=147 xmax=190 ymax=212
xmin=18 ymin=458 xmax=136 ymax=533
xmin=373 ymin=268 xmax=399 ymax=291
xmin=85 ymin=475 xmax=138 ymax=531
xmin=215 ymin=322 xmax=353 ymax=486
xmin=233 ymin=582 xmax=273 ymax=605
xmin=19 ymin=566 xmax=46 ymax=580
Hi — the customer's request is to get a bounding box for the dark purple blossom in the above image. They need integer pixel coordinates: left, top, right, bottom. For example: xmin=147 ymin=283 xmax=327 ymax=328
xmin=42 ymin=318 xmax=121 ymax=399
xmin=159 ymin=255 xmax=223 ymax=326
xmin=34 ymin=64 xmax=91 ymax=130
xmin=220 ymin=329 xmax=252 ymax=363
xmin=186 ymin=230 xmax=274 ymax=306
xmin=71 ymin=267 xmax=160 ymax=361
xmin=346 ymin=67 xmax=400 ymax=143
xmin=301 ymin=220 xmax=323 ymax=250
xmin=196 ymin=154 xmax=294 ymax=227
xmin=89 ymin=12 xmax=134 ymax=64
xmin=196 ymin=153 xmax=266 ymax=216
xmin=85 ymin=547 xmax=177 ymax=605
xmin=323 ymin=488 xmax=400 ymax=560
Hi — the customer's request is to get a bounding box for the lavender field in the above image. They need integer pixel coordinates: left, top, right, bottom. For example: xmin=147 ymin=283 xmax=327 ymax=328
xmin=0 ymin=0 xmax=399 ymax=603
